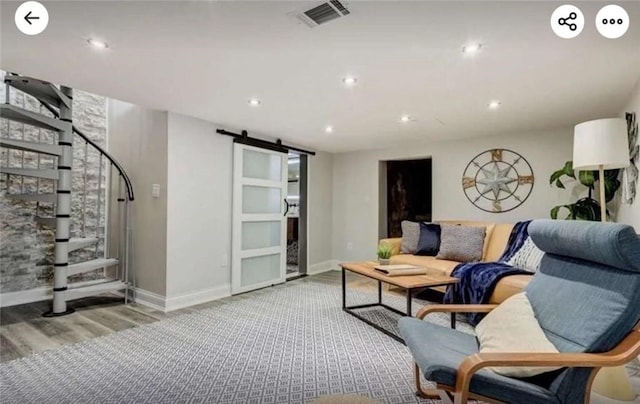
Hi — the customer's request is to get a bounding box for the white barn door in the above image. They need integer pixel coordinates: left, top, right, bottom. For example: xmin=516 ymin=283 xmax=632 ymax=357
xmin=231 ymin=143 xmax=288 ymax=294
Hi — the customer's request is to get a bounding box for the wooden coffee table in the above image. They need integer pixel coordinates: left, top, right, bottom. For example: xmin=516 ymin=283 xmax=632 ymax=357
xmin=340 ymin=261 xmax=459 ymax=343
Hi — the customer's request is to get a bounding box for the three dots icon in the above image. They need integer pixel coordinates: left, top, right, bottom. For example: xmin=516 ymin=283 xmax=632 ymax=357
xmin=602 ymin=18 xmax=624 ymax=26
xmin=596 ymin=4 xmax=629 ymax=39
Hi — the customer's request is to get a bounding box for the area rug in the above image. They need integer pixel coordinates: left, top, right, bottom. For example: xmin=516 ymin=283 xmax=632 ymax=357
xmin=0 ymin=280 xmax=473 ymax=403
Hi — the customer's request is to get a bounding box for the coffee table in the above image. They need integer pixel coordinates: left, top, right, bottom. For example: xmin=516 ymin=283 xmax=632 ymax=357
xmin=340 ymin=261 xmax=459 ymax=343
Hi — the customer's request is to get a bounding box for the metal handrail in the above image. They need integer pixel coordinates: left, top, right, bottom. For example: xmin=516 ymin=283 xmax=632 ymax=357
xmin=3 ymin=75 xmax=136 ymax=308
xmin=38 ymin=100 xmax=135 ymax=201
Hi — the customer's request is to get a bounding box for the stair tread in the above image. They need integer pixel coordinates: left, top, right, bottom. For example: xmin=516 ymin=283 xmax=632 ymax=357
xmin=35 ymin=216 xmax=56 ymax=228
xmin=65 ymin=280 xmax=127 ymax=301
xmin=68 ymin=257 xmax=118 ymax=266
xmin=69 ymin=237 xmax=99 ymax=242
xmin=0 ymin=139 xmax=62 ymax=156
xmin=5 ymin=193 xmax=56 ymax=203
xmin=67 ymin=258 xmax=118 ymax=276
xmin=4 ymin=76 xmax=71 ymax=109
xmin=0 ymin=104 xmax=70 ymax=132
xmin=69 ymin=280 xmax=126 ymax=291
xmin=68 ymin=258 xmax=118 ymax=269
xmin=0 ymin=167 xmax=58 ymax=180
xmin=68 ymin=237 xmax=99 ymax=252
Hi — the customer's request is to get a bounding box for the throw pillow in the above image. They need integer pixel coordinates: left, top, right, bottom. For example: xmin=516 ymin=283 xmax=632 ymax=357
xmin=400 ymin=221 xmax=420 ymax=254
xmin=476 ymin=292 xmax=561 ymax=377
xmin=436 ymin=221 xmax=495 ymax=260
xmin=507 ymin=236 xmax=545 ymax=273
xmin=415 ymin=223 xmax=441 ymax=256
xmin=436 ymin=224 xmax=485 ymax=262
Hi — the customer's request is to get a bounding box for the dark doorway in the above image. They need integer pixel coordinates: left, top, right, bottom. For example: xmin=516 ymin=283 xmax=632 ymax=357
xmin=385 ymin=158 xmax=432 ymax=237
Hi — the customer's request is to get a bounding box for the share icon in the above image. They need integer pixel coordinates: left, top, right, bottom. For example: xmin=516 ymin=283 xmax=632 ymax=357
xmin=551 ymin=5 xmax=584 ymax=39
xmin=558 ymin=12 xmax=578 ymax=31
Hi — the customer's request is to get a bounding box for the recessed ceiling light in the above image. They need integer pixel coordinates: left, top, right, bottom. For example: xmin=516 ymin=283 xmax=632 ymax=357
xmin=488 ymin=100 xmax=501 ymax=109
xmin=462 ymin=43 xmax=482 ymax=54
xmin=87 ymin=38 xmax=109 ymax=49
xmin=248 ymin=98 xmax=261 ymax=107
xmin=325 ymin=125 xmax=334 ymax=133
xmin=342 ymin=76 xmax=357 ymax=86
xmin=400 ymin=115 xmax=412 ymax=123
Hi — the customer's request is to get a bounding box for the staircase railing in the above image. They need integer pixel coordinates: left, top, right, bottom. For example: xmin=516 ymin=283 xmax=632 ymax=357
xmin=1 ymin=73 xmax=135 ymax=315
xmin=39 ymin=98 xmax=136 ymax=308
xmin=38 ymin=101 xmax=135 ymax=201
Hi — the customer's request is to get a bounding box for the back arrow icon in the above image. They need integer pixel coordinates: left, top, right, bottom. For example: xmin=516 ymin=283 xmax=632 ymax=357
xmin=24 ymin=11 xmax=40 ymax=25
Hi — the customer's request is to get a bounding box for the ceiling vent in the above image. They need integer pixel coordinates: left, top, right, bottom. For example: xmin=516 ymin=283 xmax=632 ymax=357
xmin=295 ymin=1 xmax=350 ymax=28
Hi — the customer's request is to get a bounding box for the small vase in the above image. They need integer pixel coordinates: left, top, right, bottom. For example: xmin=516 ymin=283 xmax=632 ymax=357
xmin=379 ymin=258 xmax=390 ymax=266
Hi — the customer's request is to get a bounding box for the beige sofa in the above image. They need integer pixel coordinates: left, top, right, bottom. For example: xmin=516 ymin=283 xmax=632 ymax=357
xmin=379 ymin=220 xmax=532 ymax=304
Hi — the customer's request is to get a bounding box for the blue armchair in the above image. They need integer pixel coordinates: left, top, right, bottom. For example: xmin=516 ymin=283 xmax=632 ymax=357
xmin=399 ymin=220 xmax=640 ymax=404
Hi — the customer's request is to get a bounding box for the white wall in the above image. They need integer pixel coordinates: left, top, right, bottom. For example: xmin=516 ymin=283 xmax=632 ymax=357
xmin=616 ymin=79 xmax=640 ymax=232
xmin=108 ymin=100 xmax=168 ymax=297
xmin=166 ymin=112 xmax=233 ymax=303
xmin=165 ymin=112 xmax=336 ymax=305
xmin=332 ymin=128 xmax=575 ymax=261
xmin=308 ymin=151 xmax=334 ymax=272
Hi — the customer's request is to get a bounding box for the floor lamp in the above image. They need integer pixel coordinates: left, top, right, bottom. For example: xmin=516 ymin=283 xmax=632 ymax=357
xmin=573 ymin=117 xmax=633 ymax=401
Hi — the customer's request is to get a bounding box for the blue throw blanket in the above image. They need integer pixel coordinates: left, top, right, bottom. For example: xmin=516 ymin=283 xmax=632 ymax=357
xmin=499 ymin=220 xmax=533 ymax=262
xmin=443 ymin=221 xmax=534 ymax=325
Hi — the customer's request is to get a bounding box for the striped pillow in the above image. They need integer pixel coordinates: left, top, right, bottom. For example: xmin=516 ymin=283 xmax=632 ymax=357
xmin=507 ymin=237 xmax=544 ymax=273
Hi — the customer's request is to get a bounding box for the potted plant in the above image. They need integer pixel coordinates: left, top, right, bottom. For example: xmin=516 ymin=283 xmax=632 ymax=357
xmin=377 ymin=243 xmax=393 ymax=265
xmin=549 ymin=161 xmax=621 ymax=221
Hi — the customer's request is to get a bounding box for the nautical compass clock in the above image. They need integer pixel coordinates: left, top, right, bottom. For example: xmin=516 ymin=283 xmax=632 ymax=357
xmin=462 ymin=149 xmax=534 ymax=213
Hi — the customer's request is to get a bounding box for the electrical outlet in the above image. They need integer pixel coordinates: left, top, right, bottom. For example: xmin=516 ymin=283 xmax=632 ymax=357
xmin=347 ymin=242 xmax=353 ymax=251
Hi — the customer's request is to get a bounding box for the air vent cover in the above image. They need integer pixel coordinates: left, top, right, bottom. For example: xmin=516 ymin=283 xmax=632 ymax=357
xmin=295 ymin=1 xmax=350 ymax=28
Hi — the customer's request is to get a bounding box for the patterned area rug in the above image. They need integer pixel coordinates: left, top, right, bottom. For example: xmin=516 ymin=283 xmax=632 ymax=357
xmin=0 ymin=281 xmax=473 ymax=403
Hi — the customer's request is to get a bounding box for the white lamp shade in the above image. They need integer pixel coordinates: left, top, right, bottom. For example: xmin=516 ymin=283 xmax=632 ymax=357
xmin=573 ymin=118 xmax=630 ymax=170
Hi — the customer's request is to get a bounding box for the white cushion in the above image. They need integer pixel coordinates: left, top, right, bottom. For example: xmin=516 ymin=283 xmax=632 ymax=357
xmin=507 ymin=237 xmax=544 ymax=273
xmin=475 ymin=292 xmax=561 ymax=377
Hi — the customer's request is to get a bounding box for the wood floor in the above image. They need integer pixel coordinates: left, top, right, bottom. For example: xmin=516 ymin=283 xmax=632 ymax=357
xmin=0 ymin=270 xmax=383 ymax=363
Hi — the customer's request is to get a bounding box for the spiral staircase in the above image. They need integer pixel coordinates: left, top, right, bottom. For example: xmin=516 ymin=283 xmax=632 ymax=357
xmin=1 ymin=73 xmax=135 ymax=316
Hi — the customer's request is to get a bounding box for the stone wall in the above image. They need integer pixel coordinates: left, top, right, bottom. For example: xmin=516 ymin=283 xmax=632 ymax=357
xmin=0 ymin=72 xmax=109 ymax=293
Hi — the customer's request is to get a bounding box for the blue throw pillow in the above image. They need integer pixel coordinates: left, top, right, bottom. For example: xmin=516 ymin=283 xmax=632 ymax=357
xmin=415 ymin=223 xmax=441 ymax=256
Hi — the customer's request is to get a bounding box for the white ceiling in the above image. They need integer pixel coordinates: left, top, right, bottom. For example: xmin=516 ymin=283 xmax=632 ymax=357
xmin=2 ymin=1 xmax=640 ymax=153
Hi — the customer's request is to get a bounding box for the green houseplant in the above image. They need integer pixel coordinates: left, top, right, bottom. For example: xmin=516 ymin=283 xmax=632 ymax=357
xmin=377 ymin=243 xmax=393 ymax=265
xmin=549 ymin=161 xmax=620 ymax=221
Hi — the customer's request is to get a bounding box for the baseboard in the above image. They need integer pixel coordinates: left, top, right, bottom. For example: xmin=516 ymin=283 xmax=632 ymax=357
xmin=307 ymin=259 xmax=340 ymax=275
xmin=133 ymin=288 xmax=167 ymax=312
xmin=133 ymin=285 xmax=232 ymax=312
xmin=0 ymin=285 xmax=50 ymax=307
xmin=164 ymin=284 xmax=231 ymax=312
xmin=0 ymin=279 xmax=118 ymax=308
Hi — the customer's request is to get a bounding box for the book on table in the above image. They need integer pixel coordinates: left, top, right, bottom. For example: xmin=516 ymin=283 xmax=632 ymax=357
xmin=374 ymin=264 xmax=427 ymax=276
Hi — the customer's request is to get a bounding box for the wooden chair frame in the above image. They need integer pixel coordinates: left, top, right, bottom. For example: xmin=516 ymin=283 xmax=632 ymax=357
xmin=412 ymin=304 xmax=640 ymax=404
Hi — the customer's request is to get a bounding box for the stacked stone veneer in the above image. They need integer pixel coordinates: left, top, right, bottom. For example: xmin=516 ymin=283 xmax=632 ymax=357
xmin=0 ymin=72 xmax=109 ymax=293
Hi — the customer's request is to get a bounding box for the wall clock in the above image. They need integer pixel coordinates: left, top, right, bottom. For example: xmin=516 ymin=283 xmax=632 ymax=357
xmin=462 ymin=149 xmax=534 ymax=213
